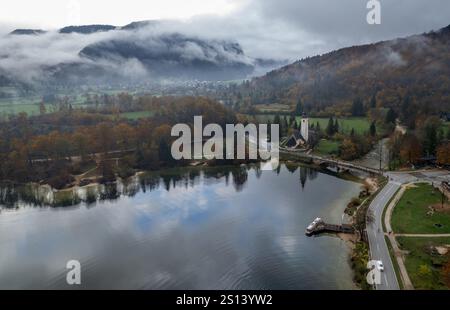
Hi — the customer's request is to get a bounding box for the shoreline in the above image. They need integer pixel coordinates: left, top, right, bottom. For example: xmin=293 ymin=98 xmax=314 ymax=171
xmin=5 ymin=158 xmax=368 ymax=194
xmin=1 ymin=159 xmax=371 ymax=289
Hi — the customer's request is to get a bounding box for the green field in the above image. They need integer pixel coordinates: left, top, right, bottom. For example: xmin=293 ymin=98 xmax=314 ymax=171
xmin=392 ymin=183 xmax=450 ymax=234
xmin=118 ymin=111 xmax=154 ymax=120
xmin=0 ymin=91 xmax=116 ymax=116
xmin=0 ymin=93 xmax=87 ymax=116
xmin=254 ymin=104 xmax=292 ymax=113
xmin=397 ymin=237 xmax=450 ymax=290
xmin=302 ymin=117 xmax=371 ymax=135
xmin=442 ymin=122 xmax=450 ymax=136
xmin=314 ymin=139 xmax=340 ymax=156
xmin=0 ymin=103 xmax=51 ymax=116
xmin=254 ymin=114 xmax=371 ymax=135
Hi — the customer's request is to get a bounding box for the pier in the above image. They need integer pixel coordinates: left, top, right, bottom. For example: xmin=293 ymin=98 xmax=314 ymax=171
xmin=305 ymin=218 xmax=354 ymax=236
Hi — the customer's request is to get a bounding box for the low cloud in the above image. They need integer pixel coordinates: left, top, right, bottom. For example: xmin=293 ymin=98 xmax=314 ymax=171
xmin=0 ymin=0 xmax=449 ymax=85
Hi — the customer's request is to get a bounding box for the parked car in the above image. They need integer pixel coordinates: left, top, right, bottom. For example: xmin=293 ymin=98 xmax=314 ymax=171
xmin=376 ymin=260 xmax=384 ymax=272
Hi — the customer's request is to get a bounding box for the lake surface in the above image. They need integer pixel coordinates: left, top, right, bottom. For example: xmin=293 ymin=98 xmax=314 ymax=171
xmin=0 ymin=164 xmax=361 ymax=289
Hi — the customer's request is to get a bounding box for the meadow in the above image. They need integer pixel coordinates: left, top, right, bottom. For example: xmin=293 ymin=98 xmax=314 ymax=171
xmin=254 ymin=114 xmax=372 ymax=135
xmin=391 ymin=183 xmax=450 ymax=234
xmin=397 ymin=237 xmax=450 ymax=290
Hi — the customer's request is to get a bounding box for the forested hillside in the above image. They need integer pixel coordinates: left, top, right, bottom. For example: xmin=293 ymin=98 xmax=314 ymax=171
xmin=231 ymin=24 xmax=450 ymax=125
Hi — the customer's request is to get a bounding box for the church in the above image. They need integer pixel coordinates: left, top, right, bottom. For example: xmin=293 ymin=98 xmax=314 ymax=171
xmin=285 ymin=115 xmax=311 ymax=149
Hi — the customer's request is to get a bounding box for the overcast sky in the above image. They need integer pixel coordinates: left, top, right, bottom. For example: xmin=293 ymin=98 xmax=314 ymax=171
xmin=1 ymin=0 xmax=450 ymax=60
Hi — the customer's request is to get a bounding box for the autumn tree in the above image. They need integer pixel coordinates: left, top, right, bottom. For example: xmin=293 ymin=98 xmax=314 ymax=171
xmin=442 ymin=260 xmax=450 ymax=288
xmin=154 ymin=124 xmax=174 ymax=164
xmin=437 ymin=142 xmax=450 ymax=166
xmin=421 ymin=117 xmax=440 ymax=156
xmin=340 ymin=138 xmax=358 ymax=160
xmin=399 ymin=134 xmax=422 ymax=165
xmin=39 ymin=102 xmax=46 ymax=115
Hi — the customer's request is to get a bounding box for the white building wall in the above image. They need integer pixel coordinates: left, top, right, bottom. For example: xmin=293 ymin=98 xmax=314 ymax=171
xmin=301 ymin=118 xmax=309 ymax=142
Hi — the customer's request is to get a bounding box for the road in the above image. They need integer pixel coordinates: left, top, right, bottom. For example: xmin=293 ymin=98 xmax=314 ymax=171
xmin=367 ymin=169 xmax=450 ymax=290
xmin=366 ymin=180 xmax=401 ymax=290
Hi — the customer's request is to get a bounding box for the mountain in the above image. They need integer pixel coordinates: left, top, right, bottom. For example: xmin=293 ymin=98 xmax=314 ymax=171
xmin=120 ymin=20 xmax=158 ymax=30
xmin=78 ymin=33 xmax=255 ymax=81
xmin=2 ymin=21 xmax=282 ymax=87
xmin=59 ymin=25 xmax=117 ymax=34
xmin=9 ymin=29 xmax=46 ymax=35
xmin=235 ymin=24 xmax=450 ymax=117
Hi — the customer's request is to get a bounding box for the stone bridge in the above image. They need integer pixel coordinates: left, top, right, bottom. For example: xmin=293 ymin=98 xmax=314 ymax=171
xmin=280 ymin=148 xmax=381 ymax=175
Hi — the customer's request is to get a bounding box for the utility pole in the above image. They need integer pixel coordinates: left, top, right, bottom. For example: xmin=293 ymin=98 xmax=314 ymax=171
xmin=379 ymin=142 xmax=383 ymax=173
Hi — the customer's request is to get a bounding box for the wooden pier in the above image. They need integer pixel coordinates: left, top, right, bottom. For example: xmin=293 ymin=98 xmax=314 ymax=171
xmin=305 ymin=218 xmax=354 ymax=236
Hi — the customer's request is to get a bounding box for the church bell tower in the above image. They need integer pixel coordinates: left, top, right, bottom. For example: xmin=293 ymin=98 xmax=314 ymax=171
xmin=301 ymin=113 xmax=309 ymax=143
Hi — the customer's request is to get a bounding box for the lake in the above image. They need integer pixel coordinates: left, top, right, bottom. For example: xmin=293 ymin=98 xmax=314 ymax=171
xmin=0 ymin=164 xmax=361 ymax=289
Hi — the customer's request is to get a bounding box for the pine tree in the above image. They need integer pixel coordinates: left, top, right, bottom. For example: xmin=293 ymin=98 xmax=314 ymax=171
xmin=295 ymin=99 xmax=303 ymax=116
xmin=39 ymin=102 xmax=46 ymax=115
xmin=385 ymin=108 xmax=397 ymax=124
xmin=334 ymin=119 xmax=340 ymax=134
xmin=370 ymin=121 xmax=377 ymax=137
xmin=370 ymin=94 xmax=377 ymax=109
xmin=273 ymin=114 xmax=281 ymax=126
xmin=351 ymin=97 xmax=365 ymax=116
xmin=423 ymin=121 xmax=438 ymax=156
xmin=326 ymin=117 xmax=335 ymax=136
xmin=283 ymin=116 xmax=289 ymax=136
xmin=289 ymin=115 xmax=296 ymax=127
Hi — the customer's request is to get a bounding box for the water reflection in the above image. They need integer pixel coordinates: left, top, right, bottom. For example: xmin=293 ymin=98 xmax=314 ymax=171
xmin=0 ymin=164 xmax=327 ymax=209
xmin=0 ymin=164 xmax=361 ymax=290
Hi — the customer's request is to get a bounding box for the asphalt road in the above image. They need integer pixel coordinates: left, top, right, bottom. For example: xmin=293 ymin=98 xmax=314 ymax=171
xmin=367 ymin=170 xmax=449 ymax=290
xmin=367 ymin=180 xmax=401 ymax=290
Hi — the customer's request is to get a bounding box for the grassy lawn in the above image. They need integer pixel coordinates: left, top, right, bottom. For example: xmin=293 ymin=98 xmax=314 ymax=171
xmin=314 ymin=139 xmax=340 ymax=156
xmin=0 ymin=99 xmax=85 ymax=116
xmin=0 ymin=103 xmax=47 ymax=115
xmin=392 ymin=183 xmax=450 ymax=234
xmin=118 ymin=111 xmax=154 ymax=120
xmin=301 ymin=117 xmax=371 ymax=135
xmin=442 ymin=122 xmax=450 ymax=136
xmin=254 ymin=104 xmax=292 ymax=113
xmin=253 ymin=114 xmax=371 ymax=135
xmin=397 ymin=237 xmax=450 ymax=290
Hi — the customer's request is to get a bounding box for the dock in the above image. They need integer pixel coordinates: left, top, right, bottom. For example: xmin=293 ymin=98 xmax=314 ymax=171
xmin=305 ymin=218 xmax=354 ymax=236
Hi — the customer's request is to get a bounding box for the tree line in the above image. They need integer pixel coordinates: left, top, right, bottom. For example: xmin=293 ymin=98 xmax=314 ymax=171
xmin=0 ymin=96 xmax=237 ymax=189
